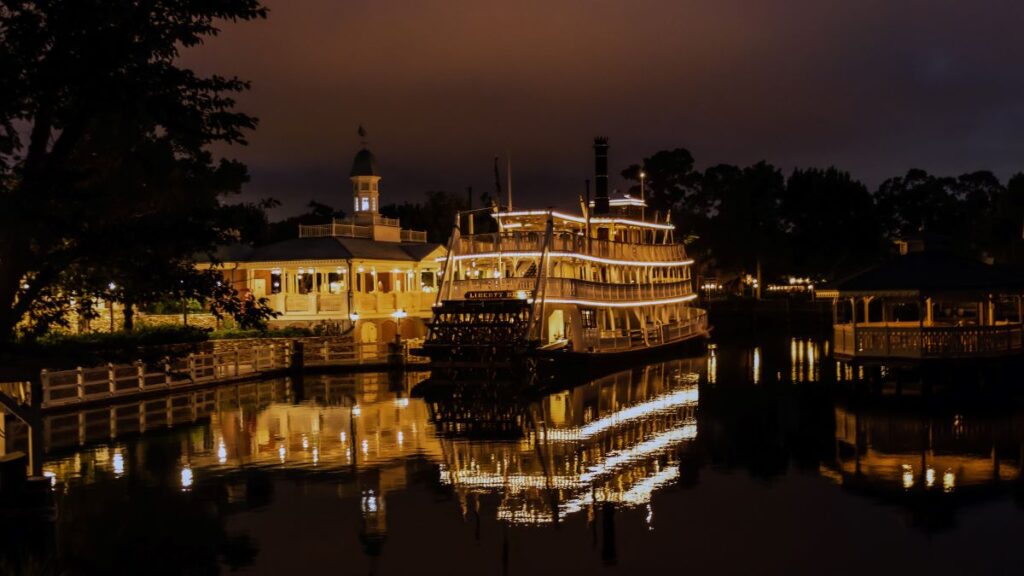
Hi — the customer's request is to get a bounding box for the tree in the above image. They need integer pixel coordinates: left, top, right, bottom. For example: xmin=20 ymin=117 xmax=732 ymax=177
xmin=381 ymin=190 xmax=472 ymax=243
xmin=954 ymin=170 xmax=1004 ymax=258
xmin=0 ymin=1 xmax=270 ymax=340
xmin=701 ymin=162 xmax=788 ymax=293
xmin=874 ymin=169 xmax=960 ymax=240
xmin=260 ymin=200 xmax=347 ymax=245
xmin=781 ymin=167 xmax=884 ymax=279
xmin=620 ymin=148 xmax=701 ymax=213
xmin=992 ymin=173 xmax=1024 ymax=265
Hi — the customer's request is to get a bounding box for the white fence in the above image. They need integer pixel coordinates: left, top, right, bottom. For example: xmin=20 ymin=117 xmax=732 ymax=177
xmin=36 ymin=337 xmax=428 ymax=409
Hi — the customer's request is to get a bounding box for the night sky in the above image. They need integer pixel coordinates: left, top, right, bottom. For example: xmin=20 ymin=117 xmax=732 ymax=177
xmin=182 ymin=0 xmax=1024 ymax=216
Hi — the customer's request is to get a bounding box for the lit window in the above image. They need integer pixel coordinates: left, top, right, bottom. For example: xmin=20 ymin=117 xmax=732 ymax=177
xmin=360 ymin=197 xmax=370 ymax=211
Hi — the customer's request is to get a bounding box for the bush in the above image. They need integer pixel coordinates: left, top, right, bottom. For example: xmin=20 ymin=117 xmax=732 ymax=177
xmin=3 ymin=326 xmax=212 ymax=370
xmin=209 ymin=326 xmax=313 ymax=340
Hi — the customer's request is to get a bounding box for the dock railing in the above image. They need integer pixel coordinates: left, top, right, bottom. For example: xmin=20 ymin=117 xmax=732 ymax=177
xmin=35 ymin=337 xmax=428 ymax=410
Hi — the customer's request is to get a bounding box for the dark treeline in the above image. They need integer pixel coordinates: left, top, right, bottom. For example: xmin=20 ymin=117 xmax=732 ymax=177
xmin=622 ymin=149 xmax=1024 ymax=283
xmin=0 ymin=1 xmax=274 ymax=342
xmin=271 ymin=190 xmax=498 ymax=246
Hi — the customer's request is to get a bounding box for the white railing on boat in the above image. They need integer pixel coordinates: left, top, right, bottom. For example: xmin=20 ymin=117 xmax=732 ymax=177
xmin=591 ymin=309 xmax=708 ymax=352
xmin=449 ymin=277 xmax=693 ymax=303
xmin=455 ymin=232 xmax=689 ymax=263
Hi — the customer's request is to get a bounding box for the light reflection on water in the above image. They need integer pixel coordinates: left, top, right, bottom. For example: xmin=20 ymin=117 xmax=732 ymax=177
xmin=5 ymin=339 xmax=1024 ymax=574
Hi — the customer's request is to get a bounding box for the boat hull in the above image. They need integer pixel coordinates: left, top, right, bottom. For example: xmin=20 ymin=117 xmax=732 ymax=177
xmin=532 ymin=330 xmax=710 ymax=377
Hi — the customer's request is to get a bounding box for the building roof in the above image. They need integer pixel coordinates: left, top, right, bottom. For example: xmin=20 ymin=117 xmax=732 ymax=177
xmin=350 ymin=148 xmax=379 ymax=177
xmin=823 ymin=250 xmax=1024 ymax=297
xmin=225 ymin=237 xmax=443 ymax=264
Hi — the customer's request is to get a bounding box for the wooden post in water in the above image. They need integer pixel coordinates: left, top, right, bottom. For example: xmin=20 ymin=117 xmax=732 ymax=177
xmin=28 ymin=375 xmax=44 ymax=477
xmin=291 ymin=340 xmax=304 ymax=374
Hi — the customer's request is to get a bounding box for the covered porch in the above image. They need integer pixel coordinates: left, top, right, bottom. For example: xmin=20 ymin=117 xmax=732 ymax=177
xmin=819 ymin=250 xmax=1024 ymax=361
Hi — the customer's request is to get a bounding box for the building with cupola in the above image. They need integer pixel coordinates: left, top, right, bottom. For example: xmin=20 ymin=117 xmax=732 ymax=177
xmin=207 ymin=131 xmax=445 ymax=343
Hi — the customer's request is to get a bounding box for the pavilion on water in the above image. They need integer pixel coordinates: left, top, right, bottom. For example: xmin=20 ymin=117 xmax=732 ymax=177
xmin=816 ymin=238 xmax=1024 ymax=360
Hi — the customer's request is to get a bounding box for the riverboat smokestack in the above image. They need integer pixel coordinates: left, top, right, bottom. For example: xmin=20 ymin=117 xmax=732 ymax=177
xmin=593 ymin=137 xmax=610 ymax=214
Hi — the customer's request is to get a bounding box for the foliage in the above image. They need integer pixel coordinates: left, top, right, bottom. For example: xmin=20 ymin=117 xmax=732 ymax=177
xmin=0 ymin=0 xmax=270 ymax=342
xmin=259 ymin=199 xmax=347 ymax=244
xmin=620 ymin=148 xmax=702 ymax=213
xmin=781 ymin=167 xmax=885 ymax=277
xmin=3 ymin=325 xmax=211 ymax=369
xmin=381 ymin=190 xmax=488 ymax=243
xmin=621 ymin=148 xmax=1024 ymax=286
xmin=209 ymin=325 xmax=313 ymax=340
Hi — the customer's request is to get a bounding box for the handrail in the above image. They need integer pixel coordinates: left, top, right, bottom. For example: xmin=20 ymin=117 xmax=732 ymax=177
xmin=449 ymin=277 xmax=693 ymax=303
xmin=454 ymin=232 xmax=689 ymax=263
xmin=834 ymin=323 xmax=1024 ymax=358
xmin=37 ymin=337 xmax=425 ymax=410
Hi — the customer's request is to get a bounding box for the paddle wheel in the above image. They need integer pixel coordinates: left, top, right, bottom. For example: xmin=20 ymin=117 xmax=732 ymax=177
xmin=420 ymin=298 xmax=536 ymax=369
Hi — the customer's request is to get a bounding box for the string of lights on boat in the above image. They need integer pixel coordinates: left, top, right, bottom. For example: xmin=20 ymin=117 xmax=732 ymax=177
xmin=437 ymin=251 xmax=694 ymax=268
xmin=494 ymin=210 xmax=676 ymax=230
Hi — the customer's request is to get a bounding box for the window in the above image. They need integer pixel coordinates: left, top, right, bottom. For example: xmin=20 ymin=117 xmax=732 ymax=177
xmin=360 ymin=197 xmax=370 ymax=211
xmin=360 ymin=182 xmax=370 ymax=191
xmin=420 ymin=270 xmax=435 ymax=290
xmin=270 ymin=270 xmax=282 ymax=294
xmin=327 ymin=272 xmax=346 ymax=294
xmin=581 ymin=308 xmax=597 ymax=328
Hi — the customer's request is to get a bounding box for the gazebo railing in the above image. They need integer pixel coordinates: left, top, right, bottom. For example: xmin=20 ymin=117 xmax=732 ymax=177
xmin=834 ymin=322 xmax=1023 ymax=359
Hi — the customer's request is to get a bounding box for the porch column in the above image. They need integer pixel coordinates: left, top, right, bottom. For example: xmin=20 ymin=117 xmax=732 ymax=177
xmin=925 ymin=297 xmax=934 ymax=326
xmin=1017 ymin=295 xmax=1022 ymax=324
xmin=863 ymin=297 xmax=873 ymax=324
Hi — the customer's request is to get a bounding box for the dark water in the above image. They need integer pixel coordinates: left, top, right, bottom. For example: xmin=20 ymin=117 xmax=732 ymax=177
xmin=4 ymin=339 xmax=1024 ymax=575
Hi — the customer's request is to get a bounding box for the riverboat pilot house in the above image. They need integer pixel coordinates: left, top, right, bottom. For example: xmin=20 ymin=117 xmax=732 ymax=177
xmin=209 ymin=140 xmax=445 ymax=343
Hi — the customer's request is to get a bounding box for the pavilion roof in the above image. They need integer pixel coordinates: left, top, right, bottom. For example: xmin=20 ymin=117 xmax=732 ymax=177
xmin=822 ymin=251 xmax=1024 ymax=297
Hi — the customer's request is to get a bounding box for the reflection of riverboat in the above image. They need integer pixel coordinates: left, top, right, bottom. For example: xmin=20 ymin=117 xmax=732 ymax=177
xmin=435 ymin=359 xmax=702 ymax=526
xmin=422 ymin=138 xmax=708 ymax=371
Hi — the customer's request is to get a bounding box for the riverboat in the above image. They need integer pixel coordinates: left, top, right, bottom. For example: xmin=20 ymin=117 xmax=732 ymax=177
xmin=421 ymin=138 xmax=709 ymax=370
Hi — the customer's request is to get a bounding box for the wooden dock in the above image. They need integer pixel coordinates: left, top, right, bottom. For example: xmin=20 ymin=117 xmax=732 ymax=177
xmin=1 ymin=337 xmax=428 ymax=413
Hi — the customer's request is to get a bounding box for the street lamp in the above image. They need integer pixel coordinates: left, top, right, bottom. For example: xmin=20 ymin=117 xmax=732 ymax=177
xmin=107 ymin=281 xmax=117 ymax=332
xmin=392 ymin=308 xmax=407 ymax=343
xmin=639 ymin=170 xmax=647 ymax=221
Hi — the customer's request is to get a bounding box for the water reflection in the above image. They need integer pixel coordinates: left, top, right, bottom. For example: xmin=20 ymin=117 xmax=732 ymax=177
xmin=433 ymin=360 xmax=700 ymax=527
xmin=4 ymin=339 xmax=1024 ymax=573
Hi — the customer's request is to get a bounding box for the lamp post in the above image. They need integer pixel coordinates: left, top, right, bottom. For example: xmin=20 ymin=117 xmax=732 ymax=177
xmin=639 ymin=170 xmax=646 ymax=223
xmin=108 ymin=281 xmax=117 ymax=332
xmin=392 ymin=308 xmax=407 ymax=343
